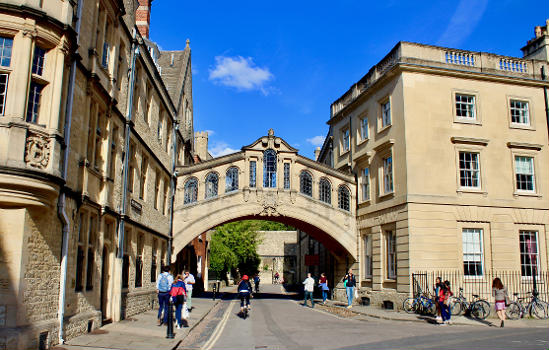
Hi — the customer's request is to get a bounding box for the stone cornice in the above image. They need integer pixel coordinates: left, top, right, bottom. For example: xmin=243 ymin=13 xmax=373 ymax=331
xmin=450 ymin=136 xmax=489 ymax=146
xmin=506 ymin=142 xmax=543 ymax=151
xmin=296 ymin=155 xmax=355 ymax=183
xmin=176 ymin=152 xmax=246 ymax=176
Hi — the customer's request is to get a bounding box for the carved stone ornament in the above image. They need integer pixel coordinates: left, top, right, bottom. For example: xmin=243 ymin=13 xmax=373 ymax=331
xmin=259 ymin=191 xmax=279 ymax=216
xmin=25 ymin=133 xmax=51 ymax=169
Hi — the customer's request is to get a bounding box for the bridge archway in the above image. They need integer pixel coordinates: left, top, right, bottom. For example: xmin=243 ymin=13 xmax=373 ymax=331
xmin=172 ymin=130 xmax=357 ymax=262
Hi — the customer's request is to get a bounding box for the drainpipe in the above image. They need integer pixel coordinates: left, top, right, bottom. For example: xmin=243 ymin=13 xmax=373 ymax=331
xmin=57 ymin=0 xmax=83 ymax=344
xmin=117 ymin=29 xmax=139 ymax=318
xmin=541 ymin=66 xmax=549 ymax=141
xmin=167 ymin=122 xmax=179 ymax=265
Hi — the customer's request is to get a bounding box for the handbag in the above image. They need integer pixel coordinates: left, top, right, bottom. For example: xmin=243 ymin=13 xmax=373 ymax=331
xmin=504 ymin=294 xmax=510 ymax=306
xmin=182 ymin=302 xmax=189 ymax=319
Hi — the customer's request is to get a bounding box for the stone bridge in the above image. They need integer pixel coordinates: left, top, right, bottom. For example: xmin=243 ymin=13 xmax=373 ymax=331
xmin=172 ymin=130 xmax=357 ymax=260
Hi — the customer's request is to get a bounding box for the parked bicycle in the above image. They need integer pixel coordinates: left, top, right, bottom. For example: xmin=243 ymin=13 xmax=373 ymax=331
xmin=449 ymin=288 xmax=491 ymax=320
xmin=403 ymin=292 xmax=437 ymax=316
xmin=506 ymin=292 xmax=549 ymax=320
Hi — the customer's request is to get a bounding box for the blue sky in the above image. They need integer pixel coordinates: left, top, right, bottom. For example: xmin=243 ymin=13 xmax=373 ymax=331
xmin=150 ymin=1 xmax=547 ymax=159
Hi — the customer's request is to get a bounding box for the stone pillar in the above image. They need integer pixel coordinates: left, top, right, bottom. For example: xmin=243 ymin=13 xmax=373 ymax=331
xmin=48 ymin=42 xmax=69 ymax=130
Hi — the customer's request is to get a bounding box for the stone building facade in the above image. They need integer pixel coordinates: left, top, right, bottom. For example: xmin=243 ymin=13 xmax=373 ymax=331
xmin=319 ymin=24 xmax=549 ymax=306
xmin=0 ymin=0 xmax=195 ymax=348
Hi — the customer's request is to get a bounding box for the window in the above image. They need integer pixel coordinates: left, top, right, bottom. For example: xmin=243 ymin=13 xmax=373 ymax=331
xmin=0 ymin=36 xmax=13 ymax=67
xmin=154 ymin=170 xmax=160 ymax=209
xmin=383 ymin=156 xmax=393 ymax=193
xmin=459 ymin=152 xmax=480 ymax=188
xmin=462 ymin=228 xmax=483 ymax=276
xmin=205 ymin=172 xmax=218 ymax=198
xmin=381 ymin=100 xmax=391 ymax=127
xmin=157 ymin=109 xmax=163 ymax=142
xmin=122 ymin=230 xmax=130 ymax=288
xmin=263 ymin=149 xmax=277 ymax=188
xmin=183 ymin=178 xmax=198 ymax=204
xmin=319 ymin=178 xmax=331 ymax=204
xmin=338 ymin=186 xmax=350 ymax=211
xmin=362 ymin=168 xmax=370 ymax=201
xmin=342 ymin=128 xmax=350 ymax=152
xmin=515 ymin=156 xmax=535 ymax=192
xmin=86 ymin=215 xmax=97 ymax=290
xmin=75 ymin=213 xmax=85 ymax=291
xmin=101 ymin=41 xmax=109 ymax=68
xmin=283 ymin=163 xmax=290 ymax=189
xmin=226 ymin=167 xmax=239 ymax=192
xmin=0 ymin=73 xmax=8 ymax=116
xmin=135 ymin=234 xmax=143 ymax=287
xmin=94 ymin=112 xmax=104 ymax=170
xmin=386 ymin=230 xmax=396 ymax=279
xmin=455 ymin=94 xmax=476 ymax=119
xmin=26 ymin=82 xmax=43 ymax=123
xmin=510 ymin=100 xmax=530 ymax=125
xmin=108 ymin=126 xmax=118 ymax=178
xmin=364 ymin=235 xmax=372 ymax=278
xmin=151 ymin=239 xmax=157 ymax=283
xmin=32 ymin=46 xmax=46 ymax=76
xmin=249 ymin=161 xmax=256 ymax=188
xmin=300 ymin=171 xmax=312 ymax=196
xmin=519 ymin=231 xmax=539 ymax=277
xmin=139 ymin=156 xmax=148 ymax=200
xmin=163 ymin=180 xmax=169 ymax=215
xmin=144 ymin=83 xmax=152 ymax=124
xmin=360 ymin=117 xmax=369 ymax=140
xmin=128 ymin=143 xmax=135 ymax=193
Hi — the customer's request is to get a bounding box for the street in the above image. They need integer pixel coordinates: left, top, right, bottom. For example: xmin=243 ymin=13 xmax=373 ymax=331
xmin=179 ymin=285 xmax=549 ymax=350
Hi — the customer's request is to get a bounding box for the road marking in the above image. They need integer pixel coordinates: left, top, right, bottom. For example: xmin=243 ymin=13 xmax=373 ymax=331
xmin=201 ymin=299 xmax=236 ymax=350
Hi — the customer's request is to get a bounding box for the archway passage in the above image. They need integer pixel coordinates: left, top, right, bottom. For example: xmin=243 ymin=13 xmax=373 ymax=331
xmin=172 ymin=130 xmax=357 ymax=263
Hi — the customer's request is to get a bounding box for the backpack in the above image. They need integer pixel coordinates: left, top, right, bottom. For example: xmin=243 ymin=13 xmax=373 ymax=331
xmin=158 ymin=273 xmax=170 ymax=292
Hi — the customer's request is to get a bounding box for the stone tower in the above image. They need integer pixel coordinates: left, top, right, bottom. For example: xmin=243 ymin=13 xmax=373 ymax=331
xmin=521 ymin=19 xmax=549 ymax=61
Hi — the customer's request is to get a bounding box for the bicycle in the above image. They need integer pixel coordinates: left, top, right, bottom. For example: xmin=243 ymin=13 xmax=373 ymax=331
xmin=403 ymin=292 xmax=437 ymax=316
xmin=449 ymin=288 xmax=491 ymax=320
xmin=506 ymin=291 xmax=549 ymax=320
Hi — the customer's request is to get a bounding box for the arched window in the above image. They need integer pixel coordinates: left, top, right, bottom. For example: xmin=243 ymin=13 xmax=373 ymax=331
xmin=338 ymin=185 xmax=350 ymax=211
xmin=319 ymin=178 xmax=331 ymax=204
xmin=205 ymin=172 xmax=218 ymax=198
xmin=183 ymin=178 xmax=198 ymax=204
xmin=300 ymin=171 xmax=312 ymax=196
xmin=263 ymin=149 xmax=277 ymax=188
xmin=226 ymin=167 xmax=239 ymax=192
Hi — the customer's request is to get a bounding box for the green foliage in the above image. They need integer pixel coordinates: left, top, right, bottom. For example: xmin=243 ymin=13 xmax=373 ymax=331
xmin=253 ymin=220 xmax=294 ymax=231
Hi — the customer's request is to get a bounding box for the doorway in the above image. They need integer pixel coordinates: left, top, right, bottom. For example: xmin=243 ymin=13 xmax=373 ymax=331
xmin=101 ymin=245 xmax=112 ymax=324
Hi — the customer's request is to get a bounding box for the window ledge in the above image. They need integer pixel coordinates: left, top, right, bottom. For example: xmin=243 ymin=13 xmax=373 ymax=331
xmin=509 ymin=124 xmax=535 ymax=131
xmin=384 ymin=279 xmax=397 ymax=283
xmin=340 ymin=149 xmax=350 ymax=156
xmin=379 ymin=191 xmax=394 ymax=200
xmin=513 ymin=191 xmax=541 ymax=198
xmin=377 ymin=124 xmax=392 ymax=134
xmin=457 ymin=188 xmax=486 ymax=195
xmin=358 ymin=198 xmax=371 ymax=205
xmin=454 ymin=118 xmax=481 ymax=125
xmin=31 ymin=73 xmax=49 ymax=85
xmin=357 ymin=138 xmax=369 ymax=146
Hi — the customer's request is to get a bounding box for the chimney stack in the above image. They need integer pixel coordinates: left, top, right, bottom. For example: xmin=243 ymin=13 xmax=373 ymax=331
xmin=314 ymin=147 xmax=321 ymax=161
xmin=136 ymin=0 xmax=152 ymax=38
xmin=194 ymin=131 xmax=209 ymax=161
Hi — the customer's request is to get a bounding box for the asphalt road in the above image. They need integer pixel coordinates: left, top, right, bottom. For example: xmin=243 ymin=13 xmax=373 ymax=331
xmin=181 ymin=285 xmax=549 ymax=350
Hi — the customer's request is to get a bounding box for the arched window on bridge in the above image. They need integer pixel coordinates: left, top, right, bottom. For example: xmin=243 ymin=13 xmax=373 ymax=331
xmin=319 ymin=178 xmax=331 ymax=204
xmin=205 ymin=172 xmax=218 ymax=198
xmin=263 ymin=149 xmax=277 ymax=188
xmin=226 ymin=167 xmax=239 ymax=192
xmin=300 ymin=171 xmax=312 ymax=196
xmin=338 ymin=185 xmax=350 ymax=211
xmin=184 ymin=178 xmax=198 ymax=204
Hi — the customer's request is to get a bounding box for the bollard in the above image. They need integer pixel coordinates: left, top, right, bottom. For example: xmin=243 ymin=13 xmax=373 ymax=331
xmin=212 ymin=283 xmax=217 ymax=300
xmin=166 ymin=300 xmax=175 ymax=339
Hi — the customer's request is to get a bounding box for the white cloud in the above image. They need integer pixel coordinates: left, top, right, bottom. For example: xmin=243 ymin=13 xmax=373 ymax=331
xmin=210 ymin=141 xmax=239 ymax=158
xmin=437 ymin=0 xmax=489 ymax=47
xmin=209 ymin=56 xmax=273 ymax=94
xmin=204 ymin=129 xmax=215 ymax=136
xmin=306 ymin=136 xmax=325 ymax=147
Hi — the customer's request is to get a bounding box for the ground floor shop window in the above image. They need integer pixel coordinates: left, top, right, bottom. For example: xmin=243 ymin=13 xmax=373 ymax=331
xmin=462 ymin=228 xmax=483 ymax=276
xmin=519 ymin=230 xmax=539 ymax=277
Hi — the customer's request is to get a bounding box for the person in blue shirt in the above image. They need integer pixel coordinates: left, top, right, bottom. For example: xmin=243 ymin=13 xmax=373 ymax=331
xmin=238 ymin=275 xmax=252 ymax=312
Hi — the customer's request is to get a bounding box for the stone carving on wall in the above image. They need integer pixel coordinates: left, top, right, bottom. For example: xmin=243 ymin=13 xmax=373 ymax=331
xmin=259 ymin=191 xmax=279 ymax=216
xmin=25 ymin=132 xmax=51 ymax=169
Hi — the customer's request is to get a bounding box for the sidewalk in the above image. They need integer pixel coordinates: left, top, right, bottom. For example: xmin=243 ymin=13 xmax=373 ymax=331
xmin=55 ymin=288 xmax=233 ymax=350
xmin=318 ymin=299 xmax=549 ymax=328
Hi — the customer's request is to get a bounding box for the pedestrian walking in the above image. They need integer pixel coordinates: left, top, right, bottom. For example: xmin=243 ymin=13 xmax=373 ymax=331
xmin=274 ymin=271 xmax=280 ymax=284
xmin=170 ymin=274 xmax=187 ymax=329
xmin=439 ymin=280 xmax=453 ymax=325
xmin=492 ymin=277 xmax=509 ymax=328
xmin=302 ymin=273 xmax=315 ymax=308
xmin=433 ymin=276 xmax=443 ymax=323
xmin=253 ymin=274 xmax=260 ymax=293
xmin=343 ymin=269 xmax=356 ymax=308
xmin=319 ymin=273 xmax=329 ymax=304
xmin=156 ymin=266 xmax=174 ymax=325
xmin=184 ymin=271 xmax=195 ymax=311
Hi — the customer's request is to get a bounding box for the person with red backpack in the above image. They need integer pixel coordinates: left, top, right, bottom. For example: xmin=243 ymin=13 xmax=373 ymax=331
xmin=438 ymin=280 xmax=453 ymax=325
xmin=170 ymin=274 xmax=187 ymax=329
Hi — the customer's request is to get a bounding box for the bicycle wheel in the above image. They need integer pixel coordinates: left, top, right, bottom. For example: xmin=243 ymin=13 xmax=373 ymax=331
xmin=403 ymin=298 xmax=417 ymax=314
xmin=529 ymin=300 xmax=547 ymax=319
xmin=449 ymin=297 xmax=462 ymax=316
xmin=505 ymin=302 xmax=521 ymax=320
xmin=426 ymin=301 xmax=437 ymax=316
xmin=471 ymin=300 xmax=491 ymax=320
